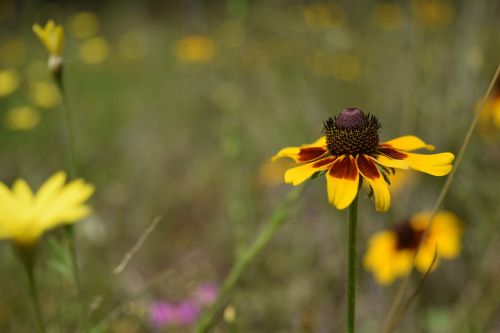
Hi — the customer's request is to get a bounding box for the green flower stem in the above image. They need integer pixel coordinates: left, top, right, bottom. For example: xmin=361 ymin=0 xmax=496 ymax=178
xmin=53 ymin=75 xmax=82 ymax=293
xmin=19 ymin=248 xmax=46 ymax=333
xmin=194 ymin=185 xmax=305 ymax=333
xmin=347 ymin=194 xmax=358 ymax=333
xmin=54 ymin=77 xmax=77 ymax=179
xmin=54 ymin=74 xmax=87 ymax=332
xmin=66 ymin=225 xmax=82 ymax=294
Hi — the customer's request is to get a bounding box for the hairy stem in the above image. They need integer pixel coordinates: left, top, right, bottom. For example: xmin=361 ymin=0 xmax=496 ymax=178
xmin=346 ymin=195 xmax=358 ymax=333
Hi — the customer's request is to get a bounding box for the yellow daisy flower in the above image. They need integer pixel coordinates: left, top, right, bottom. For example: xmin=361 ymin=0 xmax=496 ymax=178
xmin=272 ymin=108 xmax=454 ymax=212
xmin=0 ymin=172 xmax=94 ymax=247
xmin=363 ymin=211 xmax=463 ymax=285
xmin=32 ymin=20 xmax=64 ymax=75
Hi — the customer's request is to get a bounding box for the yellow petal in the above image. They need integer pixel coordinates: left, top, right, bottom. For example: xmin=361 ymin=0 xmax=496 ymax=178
xmin=405 ymin=152 xmax=454 ymax=176
xmin=272 ymin=136 xmax=327 ymax=162
xmin=284 ymin=157 xmax=335 ymax=185
xmin=271 ymin=147 xmax=300 ymax=162
xmin=39 ymin=178 xmax=94 ymax=229
xmin=415 ymin=242 xmax=440 ymax=273
xmin=363 ymin=231 xmax=412 ymax=285
xmin=326 ymin=156 xmax=359 ymax=210
xmin=304 ymin=136 xmax=327 ymax=148
xmin=32 ymin=24 xmax=45 ymax=39
xmin=12 ymin=179 xmax=34 ymax=205
xmin=53 ymin=26 xmax=64 ymax=55
xmin=0 ymin=183 xmax=16 ymax=239
xmin=411 ymin=211 xmax=462 ymax=259
xmin=34 ymin=171 xmax=66 ymax=213
xmin=431 ymin=212 xmax=462 ymax=258
xmin=375 ymin=154 xmax=409 ymax=170
xmin=356 ymin=155 xmax=391 ymax=212
xmin=382 ymin=135 xmax=435 ymax=151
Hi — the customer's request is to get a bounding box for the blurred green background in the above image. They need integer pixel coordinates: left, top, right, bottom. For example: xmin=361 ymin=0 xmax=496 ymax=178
xmin=1 ymin=0 xmax=499 ymax=332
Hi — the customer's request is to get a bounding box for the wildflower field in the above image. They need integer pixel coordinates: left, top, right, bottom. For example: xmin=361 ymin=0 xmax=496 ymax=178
xmin=1 ymin=1 xmax=499 ymax=332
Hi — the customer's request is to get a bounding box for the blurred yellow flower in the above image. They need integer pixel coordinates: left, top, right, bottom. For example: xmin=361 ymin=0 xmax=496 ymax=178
xmin=373 ymin=3 xmax=404 ymax=31
xmin=175 ymin=35 xmax=215 ymax=64
xmin=33 ymin=20 xmax=64 ymax=56
xmin=413 ymin=0 xmax=454 ymax=28
xmin=303 ymin=3 xmax=346 ymax=30
xmin=68 ymin=12 xmax=100 ymax=39
xmin=0 ymin=69 xmax=21 ymax=97
xmin=1 ymin=38 xmax=27 ymax=65
xmin=79 ymin=37 xmax=111 ymax=64
xmin=0 ymin=171 xmax=94 ymax=246
xmin=364 ymin=211 xmax=462 ymax=285
xmin=479 ymin=84 xmax=500 ymax=140
xmin=118 ymin=30 xmax=150 ymax=61
xmin=4 ymin=106 xmax=40 ymax=131
xmin=29 ymin=81 xmax=60 ymax=109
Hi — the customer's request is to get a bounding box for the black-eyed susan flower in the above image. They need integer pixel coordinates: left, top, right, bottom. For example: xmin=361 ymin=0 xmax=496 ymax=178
xmin=363 ymin=211 xmax=462 ymax=285
xmin=272 ymin=108 xmax=454 ymax=211
xmin=32 ymin=20 xmax=64 ymax=76
xmin=0 ymin=171 xmax=94 ymax=247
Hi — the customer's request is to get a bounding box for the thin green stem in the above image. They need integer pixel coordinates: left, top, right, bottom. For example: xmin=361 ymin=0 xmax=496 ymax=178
xmin=347 ymin=195 xmax=358 ymax=333
xmin=55 ymin=77 xmax=77 ymax=178
xmin=194 ymin=185 xmax=305 ymax=333
xmin=53 ymin=76 xmax=82 ymax=293
xmin=66 ymin=226 xmax=82 ymax=295
xmin=54 ymin=75 xmax=88 ymax=332
xmin=22 ymin=255 xmax=47 ymax=333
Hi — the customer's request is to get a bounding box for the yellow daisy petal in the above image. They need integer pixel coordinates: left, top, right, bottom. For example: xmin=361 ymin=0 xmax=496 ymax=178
xmin=411 ymin=211 xmax=462 ymax=259
xmin=405 ymin=152 xmax=454 ymax=176
xmin=271 ymin=136 xmax=327 ymax=162
xmin=375 ymin=154 xmax=409 ymax=170
xmin=415 ymin=242 xmax=440 ymax=273
xmin=284 ymin=157 xmax=335 ymax=185
xmin=271 ymin=147 xmax=300 ymax=162
xmin=34 ymin=171 xmax=66 ymax=213
xmin=356 ymin=155 xmax=391 ymax=212
xmin=363 ymin=231 xmax=413 ymax=285
xmin=39 ymin=179 xmax=94 ymax=229
xmin=12 ymin=179 xmax=34 ymax=205
xmin=326 ymin=155 xmax=359 ymax=210
xmin=382 ymin=135 xmax=435 ymax=151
